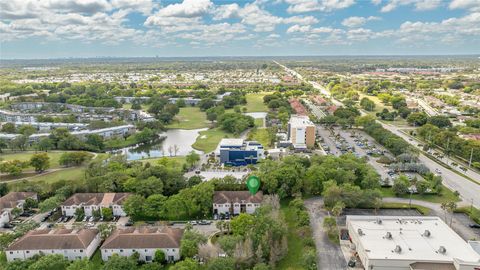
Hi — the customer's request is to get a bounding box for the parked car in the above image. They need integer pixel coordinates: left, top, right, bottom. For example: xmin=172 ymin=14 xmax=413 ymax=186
xmin=125 ymin=219 xmax=133 ymax=227
xmin=469 ymin=223 xmax=480 ymax=229
xmin=189 ymin=221 xmax=198 ymax=225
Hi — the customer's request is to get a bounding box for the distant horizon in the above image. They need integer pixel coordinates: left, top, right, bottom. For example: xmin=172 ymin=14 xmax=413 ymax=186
xmin=2 ymin=54 xmax=480 ymax=61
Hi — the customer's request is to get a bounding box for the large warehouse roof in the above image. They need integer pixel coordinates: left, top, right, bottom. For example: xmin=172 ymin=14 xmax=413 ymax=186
xmin=347 ymin=216 xmax=480 ymax=264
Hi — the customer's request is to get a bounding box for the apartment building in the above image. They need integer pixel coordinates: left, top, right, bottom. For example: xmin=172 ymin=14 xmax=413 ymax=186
xmin=0 ymin=192 xmax=37 ymax=228
xmin=213 ymin=191 xmax=263 ymax=216
xmin=61 ymin=193 xmax=130 ymax=217
xmin=6 ymin=228 xmax=101 ymax=261
xmin=101 ymin=227 xmax=183 ymax=263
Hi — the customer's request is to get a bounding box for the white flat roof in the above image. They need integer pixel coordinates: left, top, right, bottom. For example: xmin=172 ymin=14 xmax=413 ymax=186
xmin=289 ymin=115 xmax=314 ymax=127
xmin=347 ymin=216 xmax=480 ymax=264
xmin=219 ymin=138 xmax=244 ymax=147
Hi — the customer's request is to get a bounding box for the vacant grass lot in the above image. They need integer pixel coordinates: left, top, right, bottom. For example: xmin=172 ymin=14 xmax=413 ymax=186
xmin=245 ymin=93 xmax=269 ymax=112
xmin=192 ymin=128 xmax=232 ymax=153
xmin=248 ymin=128 xmax=273 ymax=149
xmin=380 ymin=186 xmax=460 ymax=204
xmin=167 ymin=107 xmax=209 ymax=129
xmin=380 ymin=202 xmax=431 ymax=215
xmin=277 ymin=199 xmax=315 ymax=270
xmin=1 ymin=151 xmax=65 ymax=169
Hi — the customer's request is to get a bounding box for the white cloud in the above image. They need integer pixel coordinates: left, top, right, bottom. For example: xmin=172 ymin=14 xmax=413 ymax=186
xmin=0 ymin=0 xmax=154 ymax=44
xmin=154 ymin=0 xmax=213 ymax=18
xmin=342 ymin=16 xmax=380 ymax=27
xmin=283 ymin=15 xmax=319 ymax=25
xmin=285 ymin=0 xmax=356 ymax=13
xmin=449 ymin=0 xmax=480 ymax=11
xmin=380 ymin=0 xmax=442 ymax=12
xmin=212 ymin=3 xmax=240 ymax=20
xmin=372 ymin=0 xmax=382 ymax=5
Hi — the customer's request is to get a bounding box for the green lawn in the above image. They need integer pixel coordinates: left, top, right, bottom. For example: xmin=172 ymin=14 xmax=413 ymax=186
xmin=254 ymin=118 xmax=264 ymax=127
xmin=380 ymin=202 xmax=431 ymax=215
xmin=244 ymin=93 xmax=269 ymax=112
xmin=192 ymin=128 xmax=232 ymax=153
xmin=6 ymin=167 xmax=85 ymax=188
xmin=1 ymin=151 xmax=66 ymax=169
xmin=380 ymin=186 xmax=460 ymax=204
xmin=167 ymin=107 xmax=209 ymax=129
xmin=277 ymin=199 xmax=314 ymax=270
xmin=90 ymin=249 xmax=104 ymax=268
xmin=139 ymin=156 xmax=187 ymax=166
xmin=247 ymin=128 xmax=273 ymax=149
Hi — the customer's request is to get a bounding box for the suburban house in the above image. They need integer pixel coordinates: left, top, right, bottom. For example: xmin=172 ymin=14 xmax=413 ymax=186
xmin=61 ymin=193 xmax=130 ymax=217
xmin=6 ymin=228 xmax=101 ymax=261
xmin=213 ymin=191 xmax=263 ymax=215
xmin=216 ymin=139 xmax=264 ymax=166
xmin=0 ymin=192 xmax=37 ymax=228
xmin=101 ymin=227 xmax=183 ymax=263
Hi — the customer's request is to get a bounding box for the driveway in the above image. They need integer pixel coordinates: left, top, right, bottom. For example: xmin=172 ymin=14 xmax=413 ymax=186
xmin=304 ymin=197 xmax=348 ymax=270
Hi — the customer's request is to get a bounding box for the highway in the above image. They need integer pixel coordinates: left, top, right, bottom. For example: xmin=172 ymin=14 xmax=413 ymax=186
xmin=274 ymin=60 xmax=480 ymax=208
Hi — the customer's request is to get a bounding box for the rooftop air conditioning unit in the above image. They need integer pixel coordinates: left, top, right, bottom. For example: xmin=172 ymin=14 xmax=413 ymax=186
xmin=438 ymin=246 xmax=447 ymax=254
xmin=358 ymin=229 xmax=364 ymax=236
xmin=423 ymin=230 xmax=431 ymax=237
xmin=394 ymin=245 xmax=402 ymax=253
xmin=385 ymin=232 xmax=392 ymax=239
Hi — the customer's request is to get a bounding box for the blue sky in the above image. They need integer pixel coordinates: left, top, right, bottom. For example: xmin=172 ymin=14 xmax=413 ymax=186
xmin=1 ymin=0 xmax=479 ymax=59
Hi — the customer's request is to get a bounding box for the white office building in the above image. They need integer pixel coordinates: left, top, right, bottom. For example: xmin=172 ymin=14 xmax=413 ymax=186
xmin=346 ymin=216 xmax=480 ymax=270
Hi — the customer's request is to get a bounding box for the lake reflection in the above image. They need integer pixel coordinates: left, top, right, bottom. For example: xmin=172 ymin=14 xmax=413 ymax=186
xmin=116 ymin=128 xmax=207 ymax=160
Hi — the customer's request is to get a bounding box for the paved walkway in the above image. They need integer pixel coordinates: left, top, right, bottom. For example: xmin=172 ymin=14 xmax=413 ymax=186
xmin=304 ymin=197 xmax=348 ymax=270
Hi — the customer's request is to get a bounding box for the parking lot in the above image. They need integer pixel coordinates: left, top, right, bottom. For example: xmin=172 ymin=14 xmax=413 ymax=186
xmin=317 ymin=126 xmax=393 ymax=184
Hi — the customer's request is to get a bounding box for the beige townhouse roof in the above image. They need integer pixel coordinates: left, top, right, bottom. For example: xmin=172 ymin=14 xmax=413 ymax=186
xmin=0 ymin=192 xmax=37 ymax=212
xmin=101 ymin=227 xmax=183 ymax=249
xmin=7 ymin=228 xmax=99 ymax=251
xmin=62 ymin=193 xmax=130 ymax=206
xmin=213 ymin=191 xmax=263 ymax=204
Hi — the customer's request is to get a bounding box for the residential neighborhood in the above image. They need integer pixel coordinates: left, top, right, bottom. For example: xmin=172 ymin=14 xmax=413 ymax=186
xmin=1 ymin=1 xmax=480 ymax=269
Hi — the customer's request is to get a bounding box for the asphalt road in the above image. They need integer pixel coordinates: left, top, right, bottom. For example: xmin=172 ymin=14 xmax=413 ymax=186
xmin=304 ymin=198 xmax=348 ymax=270
xmin=275 ymin=61 xmax=480 ymax=209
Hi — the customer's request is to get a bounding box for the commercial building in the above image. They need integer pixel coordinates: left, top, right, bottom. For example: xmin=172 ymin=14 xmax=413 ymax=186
xmin=61 ymin=193 xmax=130 ymax=217
xmin=346 ymin=215 xmax=480 ymax=270
xmin=101 ymin=227 xmax=183 ymax=263
xmin=213 ymin=191 xmax=263 ymax=215
xmin=216 ymin=139 xmax=264 ymax=166
xmin=6 ymin=228 xmax=101 ymax=261
xmin=0 ymin=192 xmax=37 ymax=228
xmin=288 ymin=115 xmax=316 ymax=149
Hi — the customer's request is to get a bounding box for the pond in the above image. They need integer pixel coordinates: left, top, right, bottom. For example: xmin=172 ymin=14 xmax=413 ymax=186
xmin=114 ymin=128 xmax=207 ymax=161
